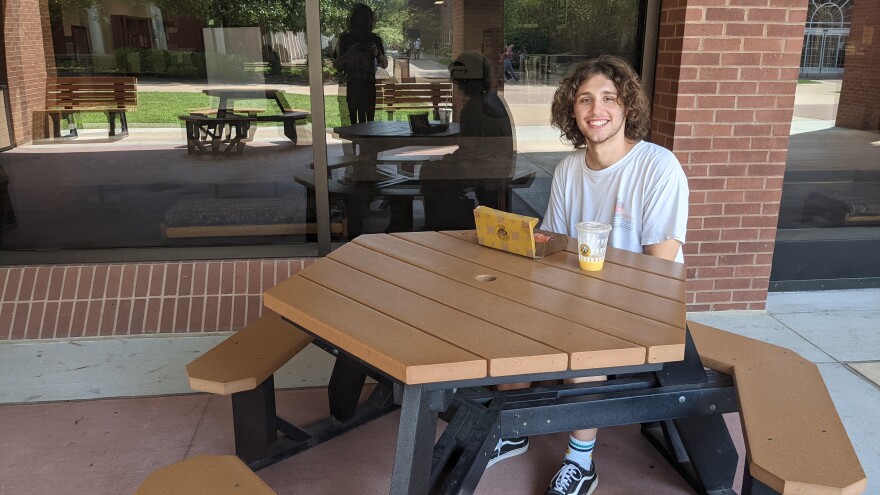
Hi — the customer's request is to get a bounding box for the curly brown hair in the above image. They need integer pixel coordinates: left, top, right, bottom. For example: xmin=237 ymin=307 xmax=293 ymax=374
xmin=551 ymin=55 xmax=651 ymax=148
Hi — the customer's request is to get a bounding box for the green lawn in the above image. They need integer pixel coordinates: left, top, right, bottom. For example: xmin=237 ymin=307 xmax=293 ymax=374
xmin=74 ymin=91 xmax=420 ymax=129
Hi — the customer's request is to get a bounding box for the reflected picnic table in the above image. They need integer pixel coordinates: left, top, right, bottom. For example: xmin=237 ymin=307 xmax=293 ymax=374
xmin=202 ymin=88 xmax=310 ymax=143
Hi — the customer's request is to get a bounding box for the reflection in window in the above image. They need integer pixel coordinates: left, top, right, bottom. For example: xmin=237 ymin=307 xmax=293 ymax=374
xmin=1 ymin=0 xmax=318 ymax=252
xmin=772 ymin=0 xmax=880 ymax=288
xmin=320 ymin=0 xmax=647 ymax=239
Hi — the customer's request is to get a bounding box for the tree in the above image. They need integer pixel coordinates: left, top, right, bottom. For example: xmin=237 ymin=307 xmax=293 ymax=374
xmin=504 ymin=0 xmax=640 ymax=54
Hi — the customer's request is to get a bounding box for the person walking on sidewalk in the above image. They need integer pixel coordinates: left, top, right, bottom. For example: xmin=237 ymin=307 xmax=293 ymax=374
xmin=489 ymin=55 xmax=689 ymax=495
xmin=502 ymin=43 xmax=519 ymax=81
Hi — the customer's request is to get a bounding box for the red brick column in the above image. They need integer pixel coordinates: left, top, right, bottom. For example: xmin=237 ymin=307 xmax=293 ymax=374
xmin=3 ymin=0 xmax=52 ymax=145
xmin=652 ymin=0 xmax=808 ymax=311
xmin=835 ymin=0 xmax=880 ymax=131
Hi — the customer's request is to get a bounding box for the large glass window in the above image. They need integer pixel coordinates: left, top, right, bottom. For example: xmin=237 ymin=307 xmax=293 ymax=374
xmin=0 ymin=0 xmax=652 ymax=258
xmin=773 ymin=0 xmax=880 ymax=289
xmin=1 ymin=0 xmax=319 ymax=253
xmin=317 ymin=0 xmax=648 ymax=240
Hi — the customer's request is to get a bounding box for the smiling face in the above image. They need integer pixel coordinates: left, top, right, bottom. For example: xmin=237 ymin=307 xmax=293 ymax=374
xmin=572 ymin=74 xmax=628 ymax=148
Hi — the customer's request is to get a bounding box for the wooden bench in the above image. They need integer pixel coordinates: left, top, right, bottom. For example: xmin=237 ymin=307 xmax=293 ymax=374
xmin=186 ymin=311 xmax=313 ymax=467
xmin=162 ymin=197 xmax=346 ymax=239
xmin=34 ymin=77 xmax=137 ymax=139
xmin=376 ymin=81 xmax=451 ymax=120
xmin=136 ymin=455 xmax=276 ymax=495
xmin=687 ymin=321 xmax=866 ymax=494
xmin=802 ymin=186 xmax=880 ymax=227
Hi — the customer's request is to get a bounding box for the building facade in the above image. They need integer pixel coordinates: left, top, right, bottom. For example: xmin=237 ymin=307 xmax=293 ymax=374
xmin=0 ymin=0 xmax=877 ymax=339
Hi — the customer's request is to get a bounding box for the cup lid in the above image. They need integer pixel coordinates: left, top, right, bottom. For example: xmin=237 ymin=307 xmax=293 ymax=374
xmin=575 ymin=221 xmax=612 ymax=233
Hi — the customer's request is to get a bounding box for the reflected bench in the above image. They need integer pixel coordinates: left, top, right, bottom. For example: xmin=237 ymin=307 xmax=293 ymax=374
xmin=161 ymin=198 xmax=345 ymax=239
xmin=802 ymin=185 xmax=880 ymax=227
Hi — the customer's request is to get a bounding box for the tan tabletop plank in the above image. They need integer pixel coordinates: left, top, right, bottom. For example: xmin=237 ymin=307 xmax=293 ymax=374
xmin=443 ymin=230 xmax=685 ymax=280
xmin=328 ymin=243 xmax=647 ymax=370
xmin=540 ymin=251 xmax=686 ymax=301
xmin=264 ymin=274 xmax=486 ymax=384
xmin=351 ymin=235 xmax=685 ymax=363
xmin=565 ymin=237 xmax=687 ymax=281
xmin=300 ymin=259 xmax=568 ymax=377
xmin=397 ymin=231 xmax=684 ymax=329
xmin=446 ymin=231 xmax=686 ymax=301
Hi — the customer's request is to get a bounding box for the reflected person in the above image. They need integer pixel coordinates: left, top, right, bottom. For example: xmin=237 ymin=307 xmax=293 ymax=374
xmin=421 ymin=51 xmax=516 ymax=231
xmin=333 ymin=3 xmax=388 ymax=124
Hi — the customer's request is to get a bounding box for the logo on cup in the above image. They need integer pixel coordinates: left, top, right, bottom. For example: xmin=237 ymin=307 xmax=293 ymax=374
xmin=579 ymin=243 xmax=591 ymax=257
xmin=495 ymin=224 xmax=511 ymax=242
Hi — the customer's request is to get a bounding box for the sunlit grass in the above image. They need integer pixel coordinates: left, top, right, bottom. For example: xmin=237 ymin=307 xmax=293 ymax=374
xmin=73 ymin=91 xmax=425 ymax=129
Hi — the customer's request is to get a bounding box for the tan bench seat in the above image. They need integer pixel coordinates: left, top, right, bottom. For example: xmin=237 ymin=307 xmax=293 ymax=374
xmin=185 ymin=309 xmax=396 ymax=471
xmin=187 ymin=310 xmax=312 ymax=395
xmin=136 ymin=455 xmax=276 ymax=495
xmin=185 ymin=310 xmax=315 ymax=468
xmin=376 ymin=81 xmax=451 ymax=120
xmin=688 ymin=321 xmax=867 ymax=494
xmin=34 ymin=76 xmax=137 ymax=139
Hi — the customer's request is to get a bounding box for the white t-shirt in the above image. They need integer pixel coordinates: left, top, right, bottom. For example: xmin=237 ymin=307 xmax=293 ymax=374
xmin=541 ymin=141 xmax=689 ymax=263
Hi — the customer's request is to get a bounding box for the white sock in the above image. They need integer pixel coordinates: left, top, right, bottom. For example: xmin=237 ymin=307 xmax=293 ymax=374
xmin=564 ymin=435 xmax=595 ymax=469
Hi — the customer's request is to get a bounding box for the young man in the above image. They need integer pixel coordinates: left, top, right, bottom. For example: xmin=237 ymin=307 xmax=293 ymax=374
xmin=490 ymin=55 xmax=689 ymax=495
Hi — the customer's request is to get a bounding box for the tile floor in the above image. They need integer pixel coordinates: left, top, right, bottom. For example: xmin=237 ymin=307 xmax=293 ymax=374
xmin=0 ymin=288 xmax=878 ymax=494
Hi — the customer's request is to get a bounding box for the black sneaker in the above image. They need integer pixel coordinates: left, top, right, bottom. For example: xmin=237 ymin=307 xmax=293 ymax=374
xmin=486 ymin=436 xmax=529 ymax=467
xmin=545 ymin=460 xmax=597 ymax=495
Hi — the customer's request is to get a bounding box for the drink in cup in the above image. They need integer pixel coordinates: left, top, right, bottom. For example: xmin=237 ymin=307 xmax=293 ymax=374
xmin=575 ymin=222 xmax=612 ymax=271
xmin=439 ymin=108 xmax=452 ymax=125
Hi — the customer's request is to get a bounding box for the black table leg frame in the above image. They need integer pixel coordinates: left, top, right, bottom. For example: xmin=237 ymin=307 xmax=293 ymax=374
xmin=391 ymin=385 xmax=455 ymax=495
xmin=646 ymin=326 xmax=740 ymax=495
xmin=230 ymin=353 xmax=397 ymax=471
xmin=409 ymin=330 xmax=740 ymax=495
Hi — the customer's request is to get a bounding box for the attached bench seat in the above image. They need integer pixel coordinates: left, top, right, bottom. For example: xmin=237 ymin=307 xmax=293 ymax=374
xmin=136 ymin=455 xmax=276 ymax=495
xmin=189 ymin=107 xmax=264 ymax=117
xmin=186 ymin=311 xmax=313 ymax=467
xmin=185 ymin=309 xmax=397 ymax=470
xmin=187 ymin=310 xmax=312 ymax=395
xmin=688 ymin=321 xmax=866 ymax=495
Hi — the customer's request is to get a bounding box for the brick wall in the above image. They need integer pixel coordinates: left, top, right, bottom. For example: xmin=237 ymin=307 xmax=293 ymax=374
xmin=835 ymin=0 xmax=880 ymax=131
xmin=652 ymin=0 xmax=807 ymax=311
xmin=0 ymin=260 xmax=314 ymax=340
xmin=3 ymin=0 xmax=50 ymax=145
